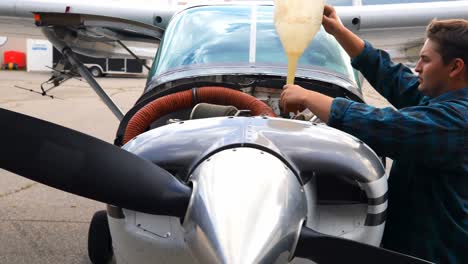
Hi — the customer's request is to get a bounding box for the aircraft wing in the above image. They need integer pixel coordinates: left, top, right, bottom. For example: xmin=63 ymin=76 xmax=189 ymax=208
xmin=337 ymin=1 xmax=468 ymax=61
xmin=0 ymin=0 xmax=176 ymax=59
xmin=0 ymin=0 xmax=173 ymax=27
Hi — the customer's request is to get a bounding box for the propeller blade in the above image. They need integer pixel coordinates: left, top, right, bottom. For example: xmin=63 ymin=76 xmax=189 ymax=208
xmin=294 ymin=227 xmax=433 ymax=264
xmin=0 ymin=108 xmax=191 ymax=217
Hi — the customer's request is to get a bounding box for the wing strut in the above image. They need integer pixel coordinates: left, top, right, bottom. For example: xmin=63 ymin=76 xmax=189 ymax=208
xmin=62 ymin=47 xmax=124 ymax=120
xmin=42 ymin=26 xmax=124 ymax=121
xmin=116 ymin=40 xmax=150 ymax=71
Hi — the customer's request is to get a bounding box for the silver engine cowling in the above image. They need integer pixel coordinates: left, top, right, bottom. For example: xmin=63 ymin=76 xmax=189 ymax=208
xmin=183 ymin=147 xmax=308 ymax=264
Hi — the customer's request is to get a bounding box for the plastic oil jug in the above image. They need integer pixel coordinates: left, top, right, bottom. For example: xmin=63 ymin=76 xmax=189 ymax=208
xmin=274 ymin=0 xmax=325 ymax=113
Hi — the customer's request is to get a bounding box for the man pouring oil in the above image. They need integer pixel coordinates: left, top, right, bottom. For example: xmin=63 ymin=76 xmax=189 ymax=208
xmin=277 ymin=2 xmax=468 ymax=263
xmin=274 ymin=0 xmax=324 ymax=113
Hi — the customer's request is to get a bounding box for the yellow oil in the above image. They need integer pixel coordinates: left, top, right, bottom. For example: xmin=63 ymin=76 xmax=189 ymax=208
xmin=274 ymin=0 xmax=325 ymax=112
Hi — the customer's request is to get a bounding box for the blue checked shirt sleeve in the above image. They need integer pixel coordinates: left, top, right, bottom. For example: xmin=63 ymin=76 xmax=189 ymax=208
xmin=328 ymin=98 xmax=465 ymax=166
xmin=352 ymin=41 xmax=423 ymax=109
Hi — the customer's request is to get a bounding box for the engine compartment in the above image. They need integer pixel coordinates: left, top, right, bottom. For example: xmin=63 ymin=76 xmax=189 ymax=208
xmin=115 ymin=74 xmax=364 ymax=146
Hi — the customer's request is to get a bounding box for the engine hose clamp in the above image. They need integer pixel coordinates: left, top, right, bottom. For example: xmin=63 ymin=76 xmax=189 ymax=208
xmin=192 ymin=87 xmax=198 ymax=106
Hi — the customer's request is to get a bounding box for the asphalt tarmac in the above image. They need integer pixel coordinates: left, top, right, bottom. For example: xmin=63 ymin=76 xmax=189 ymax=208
xmin=0 ymin=71 xmax=145 ymax=264
xmin=0 ymin=70 xmax=391 ymax=264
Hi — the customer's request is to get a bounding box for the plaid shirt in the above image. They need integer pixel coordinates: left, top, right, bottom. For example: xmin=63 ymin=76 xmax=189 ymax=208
xmin=328 ymin=41 xmax=468 ymax=263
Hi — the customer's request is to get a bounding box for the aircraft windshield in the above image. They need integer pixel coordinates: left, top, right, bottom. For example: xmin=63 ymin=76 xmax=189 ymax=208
xmin=150 ymin=5 xmax=358 ymax=85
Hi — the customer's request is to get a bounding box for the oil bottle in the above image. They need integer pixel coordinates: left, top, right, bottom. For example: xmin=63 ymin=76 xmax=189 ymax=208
xmin=274 ymin=0 xmax=325 ymax=113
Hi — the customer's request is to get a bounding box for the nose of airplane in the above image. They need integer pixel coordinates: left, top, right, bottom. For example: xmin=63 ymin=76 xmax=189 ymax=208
xmin=183 ymin=147 xmax=308 ymax=264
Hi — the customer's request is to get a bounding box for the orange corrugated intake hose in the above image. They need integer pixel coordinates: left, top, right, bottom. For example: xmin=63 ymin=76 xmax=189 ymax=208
xmin=123 ymin=86 xmax=276 ymax=144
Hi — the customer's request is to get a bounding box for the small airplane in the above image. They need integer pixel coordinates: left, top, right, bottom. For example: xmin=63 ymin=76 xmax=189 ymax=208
xmin=1 ymin=1 xmax=467 ymax=263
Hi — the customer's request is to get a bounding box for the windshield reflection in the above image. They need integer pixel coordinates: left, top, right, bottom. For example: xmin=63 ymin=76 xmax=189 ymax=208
xmin=150 ymin=5 xmax=358 ymax=85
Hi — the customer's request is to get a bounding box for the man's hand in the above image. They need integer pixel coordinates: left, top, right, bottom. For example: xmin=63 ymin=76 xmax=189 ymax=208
xmin=321 ymin=4 xmax=365 ymax=58
xmin=281 ymin=84 xmax=310 ymax=112
xmin=322 ymin=5 xmax=343 ymax=36
xmin=281 ymin=84 xmax=334 ymax=123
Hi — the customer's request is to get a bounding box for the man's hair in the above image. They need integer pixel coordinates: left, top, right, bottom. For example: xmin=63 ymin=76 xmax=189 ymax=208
xmin=426 ymin=19 xmax=468 ymax=75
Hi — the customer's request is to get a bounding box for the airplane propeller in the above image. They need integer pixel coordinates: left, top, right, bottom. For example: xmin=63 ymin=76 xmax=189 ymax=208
xmin=0 ymin=108 xmax=191 ymax=217
xmin=294 ymin=226 xmax=432 ymax=264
